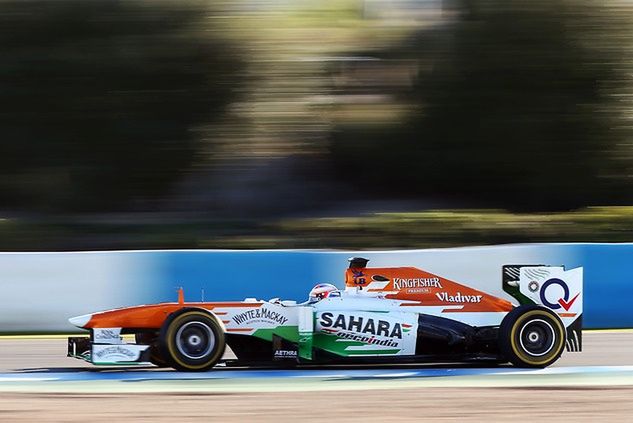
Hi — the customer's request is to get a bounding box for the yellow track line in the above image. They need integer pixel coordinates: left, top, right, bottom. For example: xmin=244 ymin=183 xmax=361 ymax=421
xmin=0 ymin=335 xmax=75 ymax=340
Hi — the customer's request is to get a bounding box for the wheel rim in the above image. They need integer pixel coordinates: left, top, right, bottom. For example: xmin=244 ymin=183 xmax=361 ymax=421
xmin=175 ymin=321 xmax=215 ymax=360
xmin=518 ymin=318 xmax=556 ymax=357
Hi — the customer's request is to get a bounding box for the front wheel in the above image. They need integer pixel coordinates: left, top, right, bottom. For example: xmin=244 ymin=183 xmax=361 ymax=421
xmin=158 ymin=308 xmax=226 ymax=371
xmin=135 ymin=332 xmax=168 ymax=367
xmin=499 ymin=305 xmax=566 ymax=368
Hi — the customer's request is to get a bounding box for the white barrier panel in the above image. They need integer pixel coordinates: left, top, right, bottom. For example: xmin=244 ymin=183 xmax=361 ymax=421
xmin=0 ymin=244 xmax=630 ymax=332
xmin=0 ymin=251 xmax=161 ymax=332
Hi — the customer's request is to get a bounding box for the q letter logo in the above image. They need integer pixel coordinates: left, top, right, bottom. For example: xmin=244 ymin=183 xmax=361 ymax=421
xmin=539 ymin=278 xmax=579 ymax=311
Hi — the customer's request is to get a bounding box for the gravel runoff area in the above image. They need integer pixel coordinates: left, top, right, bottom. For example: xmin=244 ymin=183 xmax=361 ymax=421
xmin=0 ymin=331 xmax=632 ymax=422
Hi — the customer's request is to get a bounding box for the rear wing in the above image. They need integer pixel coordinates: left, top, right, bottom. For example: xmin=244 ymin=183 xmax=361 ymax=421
xmin=503 ymin=265 xmax=583 ymax=352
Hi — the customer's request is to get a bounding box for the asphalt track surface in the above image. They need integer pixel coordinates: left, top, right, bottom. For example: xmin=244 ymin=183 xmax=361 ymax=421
xmin=1 ymin=331 xmax=633 ymax=422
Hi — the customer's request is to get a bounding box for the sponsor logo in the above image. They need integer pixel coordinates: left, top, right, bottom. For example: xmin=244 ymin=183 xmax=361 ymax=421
xmin=405 ymin=288 xmax=431 ymax=294
xmin=94 ymin=329 xmax=120 ymax=340
xmin=93 ymin=346 xmax=137 ymax=359
xmin=435 ymin=292 xmax=483 ymax=303
xmin=351 ymin=269 xmax=367 ymax=286
xmin=393 ymin=277 xmax=442 ymax=290
xmin=331 ymin=332 xmax=399 ymax=347
xmin=540 ymin=278 xmax=580 ymax=311
xmin=319 ymin=312 xmax=406 ymax=339
xmin=274 ymin=350 xmax=297 ymax=358
xmin=528 ymin=281 xmax=540 ymax=293
xmin=232 ymin=307 xmax=288 ymax=326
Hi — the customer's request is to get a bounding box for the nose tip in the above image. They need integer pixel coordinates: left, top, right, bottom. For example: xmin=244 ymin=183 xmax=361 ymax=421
xmin=68 ymin=314 xmax=92 ymax=328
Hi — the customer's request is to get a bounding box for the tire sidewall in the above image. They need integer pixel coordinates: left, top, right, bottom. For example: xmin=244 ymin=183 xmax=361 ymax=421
xmin=499 ymin=305 xmax=566 ymax=368
xmin=159 ymin=308 xmax=225 ymax=371
xmin=135 ymin=332 xmax=168 ymax=367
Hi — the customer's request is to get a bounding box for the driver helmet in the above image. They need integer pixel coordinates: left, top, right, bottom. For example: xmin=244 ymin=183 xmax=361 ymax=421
xmin=309 ymin=283 xmax=339 ymax=302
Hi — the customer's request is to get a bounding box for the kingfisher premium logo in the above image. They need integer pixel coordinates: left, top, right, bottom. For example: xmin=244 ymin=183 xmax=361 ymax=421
xmin=393 ymin=277 xmax=442 ymax=290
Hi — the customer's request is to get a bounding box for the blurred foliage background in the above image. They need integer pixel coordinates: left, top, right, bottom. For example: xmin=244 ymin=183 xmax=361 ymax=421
xmin=1 ymin=0 xmax=633 ymax=250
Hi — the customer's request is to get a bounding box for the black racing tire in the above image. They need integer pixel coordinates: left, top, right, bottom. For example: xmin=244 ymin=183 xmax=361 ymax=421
xmin=135 ymin=332 xmax=168 ymax=368
xmin=499 ymin=305 xmax=566 ymax=368
xmin=158 ymin=308 xmax=226 ymax=372
xmin=148 ymin=348 xmax=169 ymax=368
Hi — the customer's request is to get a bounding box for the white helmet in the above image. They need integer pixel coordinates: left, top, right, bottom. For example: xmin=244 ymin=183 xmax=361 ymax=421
xmin=309 ymin=283 xmax=339 ymax=302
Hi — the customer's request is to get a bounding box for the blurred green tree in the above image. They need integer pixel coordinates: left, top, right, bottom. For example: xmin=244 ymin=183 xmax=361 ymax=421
xmin=0 ymin=1 xmax=242 ymax=211
xmin=331 ymin=0 xmax=633 ymax=210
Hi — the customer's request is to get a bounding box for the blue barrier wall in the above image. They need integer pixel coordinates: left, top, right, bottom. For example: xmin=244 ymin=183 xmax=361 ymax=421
xmin=0 ymin=244 xmax=631 ymax=332
xmin=578 ymin=244 xmax=633 ymax=328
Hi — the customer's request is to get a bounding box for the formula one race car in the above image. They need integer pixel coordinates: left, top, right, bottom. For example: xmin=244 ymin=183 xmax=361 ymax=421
xmin=68 ymin=258 xmax=583 ymax=371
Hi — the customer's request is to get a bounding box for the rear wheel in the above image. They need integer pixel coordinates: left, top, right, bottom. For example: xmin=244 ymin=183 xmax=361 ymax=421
xmin=499 ymin=305 xmax=565 ymax=368
xmin=158 ymin=308 xmax=225 ymax=371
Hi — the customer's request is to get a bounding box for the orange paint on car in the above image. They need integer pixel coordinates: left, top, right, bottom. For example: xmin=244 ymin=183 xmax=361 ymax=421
xmin=83 ymin=302 xmax=263 ymax=329
xmin=345 ymin=267 xmax=513 ymax=313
